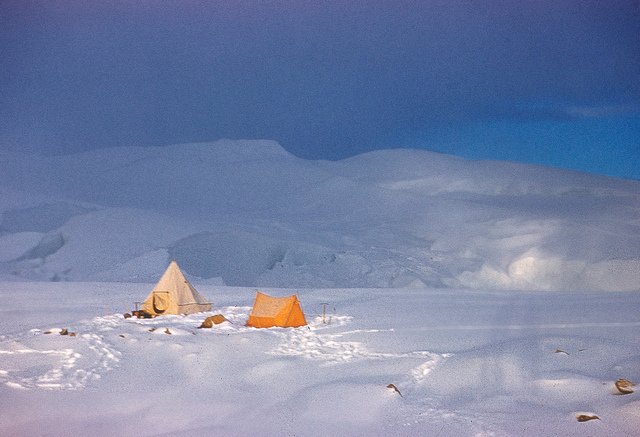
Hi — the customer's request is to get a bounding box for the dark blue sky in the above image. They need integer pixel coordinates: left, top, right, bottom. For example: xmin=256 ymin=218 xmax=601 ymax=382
xmin=1 ymin=1 xmax=639 ymax=178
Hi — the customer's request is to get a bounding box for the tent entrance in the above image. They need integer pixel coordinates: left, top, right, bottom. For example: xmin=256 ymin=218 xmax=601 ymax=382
xmin=152 ymin=291 xmax=171 ymax=314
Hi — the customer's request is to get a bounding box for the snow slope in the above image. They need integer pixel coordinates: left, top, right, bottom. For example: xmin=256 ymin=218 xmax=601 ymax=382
xmin=1 ymin=140 xmax=639 ymax=291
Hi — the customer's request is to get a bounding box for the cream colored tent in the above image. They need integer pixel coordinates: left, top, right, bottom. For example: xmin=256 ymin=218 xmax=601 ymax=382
xmin=141 ymin=260 xmax=211 ymax=316
xmin=246 ymin=291 xmax=307 ymax=328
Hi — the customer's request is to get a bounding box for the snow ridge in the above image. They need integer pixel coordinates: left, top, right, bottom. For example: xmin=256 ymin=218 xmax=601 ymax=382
xmin=1 ymin=141 xmax=639 ymax=291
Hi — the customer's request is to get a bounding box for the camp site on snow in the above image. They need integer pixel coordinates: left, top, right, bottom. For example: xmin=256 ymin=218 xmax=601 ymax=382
xmin=133 ymin=260 xmax=308 ymax=329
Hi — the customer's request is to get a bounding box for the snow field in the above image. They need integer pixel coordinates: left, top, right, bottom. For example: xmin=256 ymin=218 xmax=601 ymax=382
xmin=1 ymin=283 xmax=639 ymax=436
xmin=1 ymin=141 xmax=639 ymax=435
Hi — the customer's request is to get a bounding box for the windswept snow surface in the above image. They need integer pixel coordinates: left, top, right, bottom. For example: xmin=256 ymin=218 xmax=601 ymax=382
xmin=0 ymin=140 xmax=639 ymax=291
xmin=1 ymin=141 xmax=640 ymax=435
xmin=1 ymin=283 xmax=639 ymax=436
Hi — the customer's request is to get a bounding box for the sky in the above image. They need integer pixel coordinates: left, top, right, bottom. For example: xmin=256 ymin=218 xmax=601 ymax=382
xmin=1 ymin=0 xmax=639 ymax=179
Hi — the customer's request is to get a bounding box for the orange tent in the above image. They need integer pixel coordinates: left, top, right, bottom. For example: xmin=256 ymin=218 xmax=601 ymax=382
xmin=246 ymin=291 xmax=307 ymax=328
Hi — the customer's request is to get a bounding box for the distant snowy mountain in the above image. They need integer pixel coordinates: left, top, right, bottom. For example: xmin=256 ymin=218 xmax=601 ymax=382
xmin=1 ymin=140 xmax=639 ymax=291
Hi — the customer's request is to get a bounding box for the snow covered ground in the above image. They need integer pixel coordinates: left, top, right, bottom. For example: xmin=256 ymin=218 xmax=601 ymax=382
xmin=1 ymin=282 xmax=639 ymax=436
xmin=1 ymin=141 xmax=639 ymax=435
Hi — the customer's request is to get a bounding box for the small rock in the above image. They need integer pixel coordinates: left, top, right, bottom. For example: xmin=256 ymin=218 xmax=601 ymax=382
xmin=615 ymin=379 xmax=635 ymax=394
xmin=199 ymin=314 xmax=230 ymax=328
xmin=387 ymin=383 xmax=402 ymax=397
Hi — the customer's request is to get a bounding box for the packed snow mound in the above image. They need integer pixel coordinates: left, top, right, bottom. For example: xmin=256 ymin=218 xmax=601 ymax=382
xmin=1 ymin=140 xmax=639 ymax=291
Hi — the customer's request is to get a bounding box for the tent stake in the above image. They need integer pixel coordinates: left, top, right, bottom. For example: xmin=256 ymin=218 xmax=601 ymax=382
xmin=321 ymin=303 xmax=328 ymax=324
